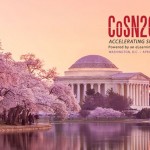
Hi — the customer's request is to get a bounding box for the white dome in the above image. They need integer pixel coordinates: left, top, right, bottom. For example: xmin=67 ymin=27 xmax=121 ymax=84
xmin=69 ymin=55 xmax=117 ymax=69
xmin=65 ymin=55 xmax=121 ymax=76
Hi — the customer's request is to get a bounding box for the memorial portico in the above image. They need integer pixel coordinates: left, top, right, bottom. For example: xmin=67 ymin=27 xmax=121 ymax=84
xmin=55 ymin=55 xmax=150 ymax=109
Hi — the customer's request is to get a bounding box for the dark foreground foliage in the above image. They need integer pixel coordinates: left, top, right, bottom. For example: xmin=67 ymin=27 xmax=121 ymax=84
xmin=106 ymin=89 xmax=133 ymax=111
xmin=136 ymin=108 xmax=150 ymax=119
xmin=81 ymin=92 xmax=108 ymax=110
xmin=79 ymin=110 xmax=90 ymax=118
xmin=0 ymin=104 xmax=36 ymax=125
xmin=81 ymin=88 xmax=133 ymax=111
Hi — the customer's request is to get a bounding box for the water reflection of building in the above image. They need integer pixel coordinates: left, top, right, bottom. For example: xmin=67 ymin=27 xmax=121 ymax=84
xmin=128 ymin=126 xmax=150 ymax=150
xmin=0 ymin=123 xmax=150 ymax=150
xmin=55 ymin=55 xmax=150 ymax=109
xmin=50 ymin=123 xmax=150 ymax=150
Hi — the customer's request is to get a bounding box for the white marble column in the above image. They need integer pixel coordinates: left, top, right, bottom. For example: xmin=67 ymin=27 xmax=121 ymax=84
xmin=146 ymin=84 xmax=148 ymax=106
xmin=144 ymin=85 xmax=146 ymax=106
xmin=126 ymin=84 xmax=129 ymax=98
xmin=136 ymin=84 xmax=138 ymax=106
xmin=146 ymin=85 xmax=149 ymax=106
xmin=77 ymin=84 xmax=80 ymax=103
xmin=143 ymin=84 xmax=145 ymax=106
xmin=91 ymin=83 xmax=94 ymax=89
xmin=145 ymin=85 xmax=147 ymax=106
xmin=141 ymin=84 xmax=144 ymax=106
xmin=135 ymin=84 xmax=137 ymax=105
xmin=139 ymin=84 xmax=141 ymax=106
xmin=133 ymin=84 xmax=135 ymax=105
xmin=98 ymin=84 xmax=101 ymax=93
xmin=130 ymin=84 xmax=133 ymax=100
xmin=121 ymin=84 xmax=124 ymax=96
xmin=144 ymin=84 xmax=147 ymax=106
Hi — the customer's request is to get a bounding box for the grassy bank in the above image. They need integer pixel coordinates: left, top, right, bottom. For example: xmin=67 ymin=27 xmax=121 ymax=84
xmin=0 ymin=122 xmax=51 ymax=133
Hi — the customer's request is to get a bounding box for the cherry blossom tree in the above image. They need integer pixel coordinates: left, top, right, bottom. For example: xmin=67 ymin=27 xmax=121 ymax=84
xmin=0 ymin=52 xmax=80 ymax=121
xmin=88 ymin=107 xmax=124 ymax=119
xmin=38 ymin=67 xmax=57 ymax=80
xmin=20 ymin=53 xmax=43 ymax=74
xmin=49 ymin=83 xmax=81 ymax=112
xmin=20 ymin=53 xmax=57 ymax=80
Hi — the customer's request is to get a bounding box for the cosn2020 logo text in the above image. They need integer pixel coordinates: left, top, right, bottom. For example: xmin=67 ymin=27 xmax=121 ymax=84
xmin=108 ymin=16 xmax=150 ymax=37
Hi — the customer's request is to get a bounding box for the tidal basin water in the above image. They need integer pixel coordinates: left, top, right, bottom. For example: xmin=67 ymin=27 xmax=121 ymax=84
xmin=0 ymin=122 xmax=150 ymax=150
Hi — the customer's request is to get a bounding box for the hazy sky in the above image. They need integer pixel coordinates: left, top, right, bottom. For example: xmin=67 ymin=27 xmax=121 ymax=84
xmin=0 ymin=0 xmax=150 ymax=76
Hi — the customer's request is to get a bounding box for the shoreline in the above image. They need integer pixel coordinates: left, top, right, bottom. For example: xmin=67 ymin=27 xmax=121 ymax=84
xmin=51 ymin=118 xmax=150 ymax=124
xmin=0 ymin=124 xmax=51 ymax=133
xmin=0 ymin=118 xmax=150 ymax=133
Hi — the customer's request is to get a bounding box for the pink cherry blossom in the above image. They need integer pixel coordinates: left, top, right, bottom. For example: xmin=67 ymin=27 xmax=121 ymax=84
xmin=0 ymin=52 xmax=80 ymax=119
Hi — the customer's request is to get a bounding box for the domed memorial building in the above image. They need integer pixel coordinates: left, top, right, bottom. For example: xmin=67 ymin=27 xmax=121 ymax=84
xmin=55 ymin=55 xmax=150 ymax=109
